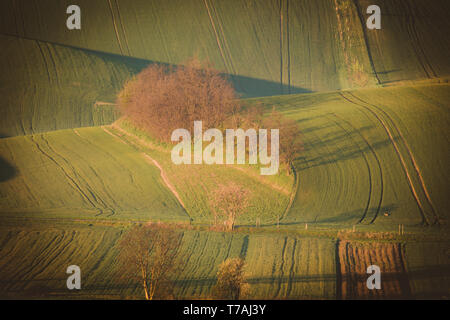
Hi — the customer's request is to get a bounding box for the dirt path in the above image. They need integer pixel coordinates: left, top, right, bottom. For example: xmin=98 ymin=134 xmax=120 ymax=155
xmin=101 ymin=125 xmax=188 ymax=214
xmin=142 ymin=154 xmax=187 ymax=211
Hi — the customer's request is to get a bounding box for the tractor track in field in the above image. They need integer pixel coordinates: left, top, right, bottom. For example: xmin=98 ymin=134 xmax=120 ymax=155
xmin=286 ymin=238 xmax=297 ymax=297
xmin=403 ymin=3 xmax=436 ymax=79
xmin=107 ymin=0 xmax=125 ymax=56
xmin=29 ymin=134 xmax=109 ymax=217
xmin=208 ymin=0 xmax=236 ymax=75
xmin=39 ymin=134 xmax=115 ymax=216
xmin=203 ymin=0 xmax=230 ymax=73
xmin=285 ymin=0 xmax=291 ymax=93
xmin=44 ymin=43 xmax=60 ymax=86
xmin=328 ymin=113 xmax=382 ymax=224
xmin=330 ymin=113 xmax=384 ymax=224
xmin=68 ymin=130 xmax=122 ymax=211
xmin=273 ymin=236 xmax=288 ymax=298
xmin=279 ymin=0 xmax=283 ymax=92
xmin=340 ymin=91 xmax=439 ymax=225
xmin=346 ymin=91 xmax=440 ymax=224
xmin=28 ymin=231 xmax=77 ymax=280
xmin=115 ymin=0 xmax=132 ymax=56
xmin=325 ymin=113 xmax=373 ymax=225
xmin=142 ymin=154 xmax=187 ymax=212
xmin=35 ymin=41 xmax=51 ymax=83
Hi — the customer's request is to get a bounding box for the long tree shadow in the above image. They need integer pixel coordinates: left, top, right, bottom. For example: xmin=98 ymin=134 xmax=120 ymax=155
xmin=293 ymin=122 xmax=394 ymax=173
xmin=2 ymin=33 xmax=312 ymax=99
xmin=84 ymin=45 xmax=312 ymax=98
xmin=0 ymin=156 xmax=16 ymax=182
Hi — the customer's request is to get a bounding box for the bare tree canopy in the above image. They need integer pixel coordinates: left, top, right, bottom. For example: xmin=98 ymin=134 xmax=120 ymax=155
xmin=118 ymin=58 xmax=241 ymax=142
xmin=212 ymin=258 xmax=248 ymax=300
xmin=209 ymin=182 xmax=251 ymax=231
xmin=117 ymin=224 xmax=182 ymax=300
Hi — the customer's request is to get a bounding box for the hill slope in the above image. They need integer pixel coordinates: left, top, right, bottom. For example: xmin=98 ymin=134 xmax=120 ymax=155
xmin=251 ymin=83 xmax=450 ymax=228
xmin=1 ymin=0 xmax=449 ymax=96
xmin=0 ymin=34 xmax=147 ymax=137
xmin=0 ymin=124 xmax=293 ymax=224
xmin=0 ymin=127 xmax=188 ymax=221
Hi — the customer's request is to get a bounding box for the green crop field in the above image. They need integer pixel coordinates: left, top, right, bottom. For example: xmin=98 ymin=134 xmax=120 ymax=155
xmin=0 ymin=123 xmax=294 ymax=225
xmin=0 ymin=223 xmax=336 ymax=299
xmin=105 ymin=120 xmax=294 ymax=225
xmin=0 ymin=34 xmax=147 ymax=137
xmin=1 ymin=0 xmax=449 ymax=101
xmin=247 ymin=83 xmax=450 ymax=229
xmin=0 ymin=127 xmax=188 ymax=222
xmin=0 ymin=0 xmax=449 ymax=300
xmin=0 ymin=222 xmax=447 ymax=299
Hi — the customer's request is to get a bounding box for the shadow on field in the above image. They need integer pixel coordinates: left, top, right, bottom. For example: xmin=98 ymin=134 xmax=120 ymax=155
xmin=85 ymin=46 xmax=312 ymax=98
xmin=0 ymin=156 xmax=17 ymax=182
xmin=1 ymin=33 xmax=312 ymax=99
xmin=287 ymin=112 xmax=396 ymax=173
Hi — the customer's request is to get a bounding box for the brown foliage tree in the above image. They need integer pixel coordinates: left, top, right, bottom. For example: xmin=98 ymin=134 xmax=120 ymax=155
xmin=118 ymin=58 xmax=241 ymax=142
xmin=117 ymin=224 xmax=182 ymax=300
xmin=209 ymin=182 xmax=250 ymax=231
xmin=212 ymin=258 xmax=249 ymax=300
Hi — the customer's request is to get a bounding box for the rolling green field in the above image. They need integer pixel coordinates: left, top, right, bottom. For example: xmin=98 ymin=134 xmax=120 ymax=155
xmin=0 ymin=127 xmax=188 ymax=222
xmin=1 ymin=0 xmax=449 ymax=131
xmin=1 ymin=83 xmax=449 ymax=299
xmin=0 ymin=124 xmax=293 ymax=225
xmin=0 ymin=223 xmax=336 ymax=299
xmin=0 ymin=0 xmax=449 ymax=300
xmin=250 ymin=83 xmax=450 ymax=229
xmin=0 ymin=223 xmax=447 ymax=299
xmin=0 ymin=34 xmax=147 ymax=137
xmin=105 ymin=120 xmax=294 ymax=225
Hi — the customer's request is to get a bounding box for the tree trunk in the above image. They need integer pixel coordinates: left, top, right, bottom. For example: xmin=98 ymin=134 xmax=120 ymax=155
xmin=141 ymin=267 xmax=151 ymax=300
xmin=143 ymin=280 xmax=150 ymax=300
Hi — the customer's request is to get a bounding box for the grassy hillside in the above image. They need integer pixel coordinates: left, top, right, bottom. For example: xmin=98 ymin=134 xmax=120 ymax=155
xmin=1 ymin=0 xmax=448 ymax=97
xmin=357 ymin=0 xmax=450 ymax=84
xmin=0 ymin=127 xmax=188 ymax=221
xmin=0 ymin=124 xmax=293 ymax=224
xmin=86 ymin=121 xmax=294 ymax=226
xmin=250 ymin=83 xmax=450 ymax=229
xmin=3 ymin=83 xmax=447 ymax=229
xmin=0 ymin=34 xmax=147 ymax=137
xmin=0 ymin=0 xmax=448 ymax=301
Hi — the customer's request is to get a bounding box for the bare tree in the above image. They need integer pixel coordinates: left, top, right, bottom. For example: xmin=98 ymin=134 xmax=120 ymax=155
xmin=212 ymin=258 xmax=249 ymax=299
xmin=117 ymin=224 xmax=182 ymax=300
xmin=209 ymin=183 xmax=250 ymax=231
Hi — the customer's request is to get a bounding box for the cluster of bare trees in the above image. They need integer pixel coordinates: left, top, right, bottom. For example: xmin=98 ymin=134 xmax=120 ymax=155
xmin=117 ymin=58 xmax=303 ymax=173
xmin=229 ymin=106 xmax=303 ymax=174
xmin=118 ymin=58 xmax=240 ymax=142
